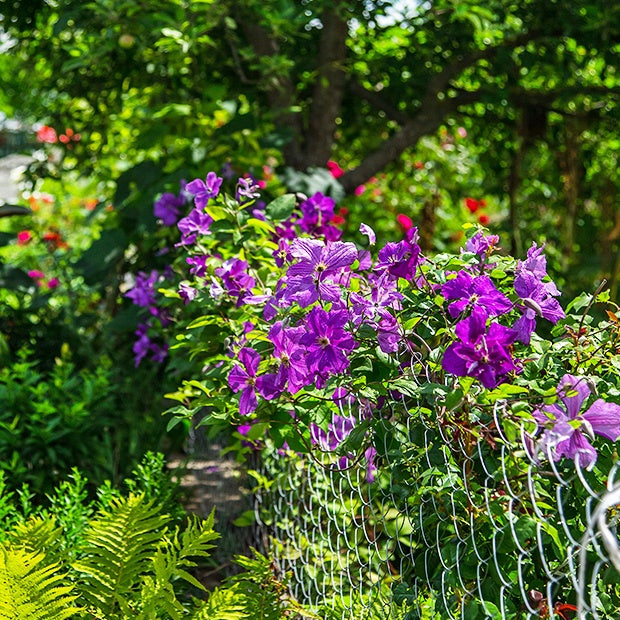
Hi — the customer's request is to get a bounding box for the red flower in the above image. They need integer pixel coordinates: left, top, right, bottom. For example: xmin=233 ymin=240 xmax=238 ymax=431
xmin=330 ymin=215 xmax=346 ymax=226
xmin=396 ymin=213 xmax=413 ymax=231
xmin=414 ymin=161 xmax=425 ymax=170
xmin=327 ymin=160 xmax=344 ymax=178
xmin=17 ymin=230 xmax=32 ymax=245
xmin=464 ymin=197 xmax=480 ymax=213
xmin=478 ymin=214 xmax=490 ymax=225
xmin=354 ymin=184 xmax=366 ymax=196
xmin=36 ymin=125 xmax=57 ymax=143
xmin=28 ymin=270 xmax=45 ymax=284
xmin=42 ymin=230 xmax=69 ymax=250
xmin=58 ymin=128 xmax=81 ymax=145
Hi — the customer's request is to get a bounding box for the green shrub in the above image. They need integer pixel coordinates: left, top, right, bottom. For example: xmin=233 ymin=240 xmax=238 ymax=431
xmin=0 ymin=454 xmax=314 ymax=620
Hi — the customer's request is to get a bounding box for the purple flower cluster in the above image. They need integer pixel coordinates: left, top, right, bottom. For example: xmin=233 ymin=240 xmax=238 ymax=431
xmin=441 ymin=235 xmax=564 ymax=389
xmin=512 ymin=243 xmax=564 ymax=344
xmin=125 ymin=269 xmax=171 ymax=366
xmin=442 ymin=307 xmax=518 ymax=389
xmin=144 ymin=170 xmax=586 ymax=480
xmin=220 ymin=219 xmax=424 ymax=414
xmin=275 ymin=193 xmax=343 ymax=242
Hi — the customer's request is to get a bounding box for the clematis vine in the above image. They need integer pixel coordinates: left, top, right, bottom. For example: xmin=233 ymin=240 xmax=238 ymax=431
xmin=534 ymin=374 xmax=620 ymax=470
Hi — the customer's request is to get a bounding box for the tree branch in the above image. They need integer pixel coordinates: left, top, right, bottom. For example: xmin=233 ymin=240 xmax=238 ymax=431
xmin=339 ymin=30 xmax=562 ymax=193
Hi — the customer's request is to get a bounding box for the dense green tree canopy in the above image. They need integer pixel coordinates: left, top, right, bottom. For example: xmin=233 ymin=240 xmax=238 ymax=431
xmin=0 ymin=0 xmax=618 ymax=292
xmin=2 ymin=0 xmax=616 ymax=179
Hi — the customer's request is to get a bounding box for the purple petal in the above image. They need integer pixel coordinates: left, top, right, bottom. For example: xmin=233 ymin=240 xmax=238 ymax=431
xmin=238 ymin=386 xmax=258 ymax=415
xmin=557 ymin=374 xmax=591 ymax=419
xmin=359 ymin=223 xmax=376 ymax=245
xmin=228 ymin=365 xmax=249 ymax=392
xmin=238 ymin=347 xmax=260 ymax=375
xmin=185 ymin=178 xmax=207 ymax=194
xmin=290 ymin=238 xmax=325 ymax=263
xmin=556 ymin=430 xmax=598 ymax=470
xmin=324 ymin=241 xmax=358 ymax=270
xmin=582 ymin=399 xmax=620 ymax=441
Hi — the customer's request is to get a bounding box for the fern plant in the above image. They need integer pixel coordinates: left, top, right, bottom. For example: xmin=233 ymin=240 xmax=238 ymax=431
xmin=0 ymin=466 xmax=317 ymax=620
xmin=72 ymin=492 xmax=173 ymax=617
xmin=0 ymin=544 xmax=82 ymax=620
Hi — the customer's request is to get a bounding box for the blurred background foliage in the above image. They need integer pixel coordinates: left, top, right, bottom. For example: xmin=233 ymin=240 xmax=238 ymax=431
xmin=0 ymin=0 xmax=617 ymax=495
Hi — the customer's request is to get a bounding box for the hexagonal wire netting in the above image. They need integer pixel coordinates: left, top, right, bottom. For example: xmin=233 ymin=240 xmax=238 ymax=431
xmin=253 ymin=362 xmax=620 ymax=619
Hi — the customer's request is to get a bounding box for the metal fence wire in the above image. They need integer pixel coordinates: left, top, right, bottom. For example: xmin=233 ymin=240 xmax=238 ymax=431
xmin=254 ymin=376 xmax=620 ymax=619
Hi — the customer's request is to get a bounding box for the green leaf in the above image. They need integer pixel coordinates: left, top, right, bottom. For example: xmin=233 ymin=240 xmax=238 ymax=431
xmin=246 ymin=217 xmax=275 ymax=235
xmin=265 ymin=194 xmax=296 ymax=222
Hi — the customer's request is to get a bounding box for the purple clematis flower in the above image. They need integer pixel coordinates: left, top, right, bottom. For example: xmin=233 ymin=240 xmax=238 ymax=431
xmin=186 ymin=255 xmax=208 ymax=278
xmin=350 ymin=271 xmax=402 ymax=323
xmin=228 ymin=348 xmax=261 ymax=415
xmin=178 ymin=282 xmax=198 ymax=305
xmin=284 ymin=238 xmax=357 ymax=307
xmin=154 ymin=192 xmax=185 ymax=226
xmin=298 ymin=192 xmax=342 ymax=241
xmin=236 ymin=177 xmax=261 ymax=201
xmin=534 ymin=374 xmax=620 ymax=470
xmin=125 ymin=270 xmax=159 ymax=308
xmin=300 ymin=306 xmax=356 ymax=382
xmin=177 ymin=207 xmax=214 ymax=246
xmin=215 ymin=258 xmax=255 ymax=306
xmin=442 ymin=306 xmax=518 ymax=389
xmin=465 ymin=231 xmax=499 ymax=258
xmin=442 ymin=270 xmax=513 ymax=319
xmin=273 ymin=238 xmax=292 ymax=268
xmin=186 ymin=172 xmax=223 ymax=208
xmin=258 ymin=322 xmax=309 ymax=398
xmin=512 ymin=271 xmax=565 ymax=344
xmin=375 ymin=229 xmax=421 ymax=280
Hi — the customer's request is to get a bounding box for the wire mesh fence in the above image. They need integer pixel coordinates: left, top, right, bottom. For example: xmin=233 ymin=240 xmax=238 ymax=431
xmin=254 ymin=389 xmax=620 ymax=619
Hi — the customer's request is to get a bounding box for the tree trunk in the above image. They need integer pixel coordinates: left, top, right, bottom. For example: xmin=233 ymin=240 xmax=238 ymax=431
xmin=303 ymin=8 xmax=349 ymax=167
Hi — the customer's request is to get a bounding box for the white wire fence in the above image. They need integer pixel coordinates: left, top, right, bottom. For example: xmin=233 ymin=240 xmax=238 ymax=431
xmin=254 ymin=392 xmax=620 ymax=619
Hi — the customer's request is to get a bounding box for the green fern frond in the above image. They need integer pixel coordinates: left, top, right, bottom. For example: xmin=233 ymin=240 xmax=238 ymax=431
xmin=191 ymin=584 xmax=248 ymax=620
xmin=10 ymin=515 xmax=64 ymax=560
xmin=71 ymin=492 xmax=169 ymax=615
xmin=177 ymin=511 xmax=219 ymax=563
xmin=0 ymin=544 xmax=81 ymax=620
xmin=136 ymin=574 xmax=184 ymax=620
xmin=148 ymin=509 xmax=220 ymax=597
xmin=227 ymin=550 xmax=318 ymax=620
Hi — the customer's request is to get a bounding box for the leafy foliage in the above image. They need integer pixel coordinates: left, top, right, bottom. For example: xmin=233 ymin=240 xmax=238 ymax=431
xmin=0 ymin=545 xmax=81 ymax=620
xmin=0 ymin=455 xmax=315 ymax=619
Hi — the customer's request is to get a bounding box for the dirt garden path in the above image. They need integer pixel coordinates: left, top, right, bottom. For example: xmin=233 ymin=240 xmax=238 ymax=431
xmin=167 ymin=439 xmax=254 ymax=588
